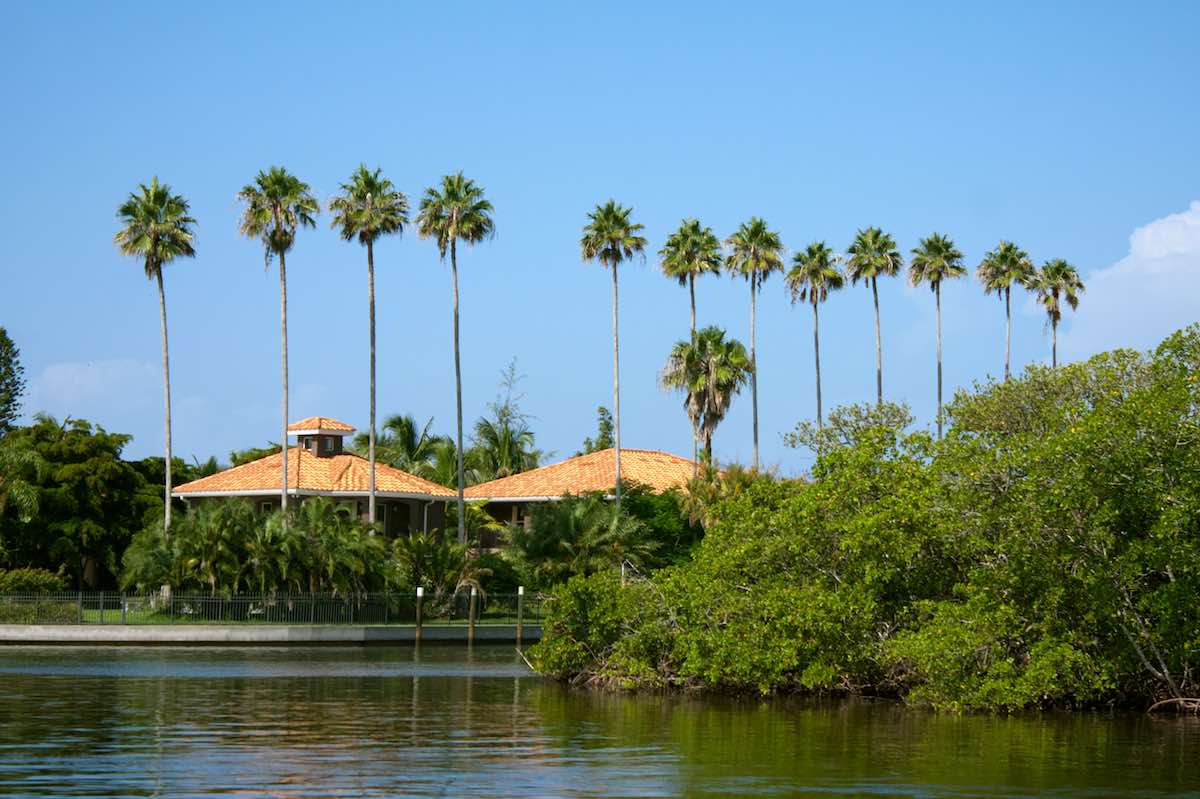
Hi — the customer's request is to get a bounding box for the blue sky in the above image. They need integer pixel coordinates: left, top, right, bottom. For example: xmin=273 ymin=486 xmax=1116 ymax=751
xmin=3 ymin=1 xmax=1198 ymax=476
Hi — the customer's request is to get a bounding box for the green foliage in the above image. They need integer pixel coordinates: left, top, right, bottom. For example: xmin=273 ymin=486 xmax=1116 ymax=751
xmin=471 ymin=360 xmax=542 ymax=480
xmin=121 ymin=497 xmax=395 ymax=595
xmin=0 ymin=567 xmax=67 ymax=593
xmin=392 ymin=531 xmax=487 ymax=602
xmin=659 ymin=326 xmax=752 ymax=461
xmin=230 ymin=444 xmax=281 ymax=467
xmin=506 ymin=491 xmax=658 ymax=589
xmin=0 ymin=415 xmax=155 ymax=588
xmin=577 ymin=406 xmax=614 ymax=455
xmin=782 ymin=401 xmax=914 ymax=457
xmin=0 ymin=327 xmax=27 ymax=434
xmin=535 ymin=326 xmax=1200 ymax=710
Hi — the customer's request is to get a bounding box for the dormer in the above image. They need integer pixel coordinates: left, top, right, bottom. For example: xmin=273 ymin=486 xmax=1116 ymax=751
xmin=287 ymin=416 xmax=356 ymax=458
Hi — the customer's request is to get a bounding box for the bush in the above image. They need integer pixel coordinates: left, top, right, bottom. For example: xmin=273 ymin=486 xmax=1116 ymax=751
xmin=0 ymin=567 xmax=68 ymax=593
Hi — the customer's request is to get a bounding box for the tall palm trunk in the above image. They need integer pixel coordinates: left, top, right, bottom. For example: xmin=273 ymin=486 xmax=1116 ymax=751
xmin=688 ymin=272 xmax=698 ymax=475
xmin=704 ymin=429 xmax=713 ymax=463
xmin=1052 ymin=318 xmax=1058 ymax=369
xmin=155 ymin=269 xmax=173 ymax=538
xmin=872 ymin=276 xmax=883 ymax=406
xmin=749 ymin=275 xmax=759 ymax=470
xmin=367 ymin=240 xmax=377 ymax=525
xmin=279 ymin=250 xmax=289 ymax=515
xmin=451 ymin=238 xmax=466 ymax=544
xmin=812 ymin=300 xmax=822 ymax=431
xmin=935 ymin=282 xmax=943 ymax=440
xmin=1004 ymin=286 xmax=1012 ymax=381
xmin=612 ymin=262 xmax=622 ymax=509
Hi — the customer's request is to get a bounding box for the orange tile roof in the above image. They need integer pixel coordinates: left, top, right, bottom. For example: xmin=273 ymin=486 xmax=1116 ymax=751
xmin=464 ymin=448 xmax=695 ymax=500
xmin=287 ymin=416 xmax=356 ymax=433
xmin=174 ymin=448 xmax=455 ymax=498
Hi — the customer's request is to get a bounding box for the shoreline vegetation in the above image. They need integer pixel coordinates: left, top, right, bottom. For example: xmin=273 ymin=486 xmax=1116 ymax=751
xmin=530 ymin=327 xmax=1200 ymax=713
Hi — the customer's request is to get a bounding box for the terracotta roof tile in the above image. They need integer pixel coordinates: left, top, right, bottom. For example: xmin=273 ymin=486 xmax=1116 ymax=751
xmin=287 ymin=416 xmax=356 ymax=433
xmin=174 ymin=448 xmax=454 ymax=498
xmin=463 ymin=448 xmax=695 ymax=500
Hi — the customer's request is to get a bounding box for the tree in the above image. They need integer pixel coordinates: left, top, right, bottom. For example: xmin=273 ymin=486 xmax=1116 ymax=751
xmin=659 ymin=326 xmax=753 ymax=465
xmin=0 ymin=435 xmax=44 ymax=523
xmin=909 ymin=233 xmax=966 ymax=439
xmin=416 ymin=173 xmax=495 ymax=544
xmin=351 ymin=414 xmax=448 ymax=478
xmin=724 ymin=218 xmax=784 ymax=470
xmin=0 ymin=327 xmax=26 ymax=435
xmin=329 ymin=165 xmax=410 ymax=524
xmin=472 ymin=361 xmax=542 ymax=480
xmin=659 ymin=218 xmax=723 ymax=337
xmin=659 ymin=218 xmax=722 ymax=463
xmin=845 ymin=227 xmax=904 ymax=406
xmin=237 ymin=167 xmax=319 ymax=516
xmin=1030 ymin=258 xmax=1085 ymax=368
xmin=113 ymin=177 xmax=197 ymax=535
xmin=581 ymin=200 xmax=647 ymax=508
xmin=230 ymin=444 xmax=281 ymax=467
xmin=976 ymin=241 xmax=1035 ymax=380
xmin=786 ymin=241 xmax=845 ymax=432
xmin=578 ymin=407 xmax=614 ymax=455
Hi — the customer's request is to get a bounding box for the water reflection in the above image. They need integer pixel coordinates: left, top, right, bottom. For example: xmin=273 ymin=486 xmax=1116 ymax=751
xmin=0 ymin=646 xmax=1196 ymax=797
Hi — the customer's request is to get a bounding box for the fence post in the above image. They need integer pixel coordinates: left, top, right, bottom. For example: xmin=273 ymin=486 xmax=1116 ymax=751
xmin=468 ymin=586 xmax=477 ymax=644
xmin=99 ymin=591 xmax=104 ymax=625
xmin=121 ymin=592 xmax=127 ymax=625
xmin=76 ymin=591 xmax=82 ymax=625
xmin=516 ymin=586 xmax=524 ymax=649
xmin=384 ymin=591 xmax=389 ymax=626
xmin=415 ymin=587 xmax=423 ymax=643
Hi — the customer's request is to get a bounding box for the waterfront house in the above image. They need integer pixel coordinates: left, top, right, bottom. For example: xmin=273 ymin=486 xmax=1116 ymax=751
xmin=172 ymin=416 xmax=454 ymax=535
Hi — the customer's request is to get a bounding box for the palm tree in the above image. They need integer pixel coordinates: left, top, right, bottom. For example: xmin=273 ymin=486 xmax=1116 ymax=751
xmin=114 ymin=177 xmax=197 ymax=537
xmin=724 ymin=218 xmax=783 ymax=470
xmin=845 ymin=227 xmax=903 ymax=406
xmin=659 ymin=218 xmax=723 ymax=336
xmin=416 ymin=173 xmax=495 ymax=544
xmin=976 ymin=241 xmax=1035 ymax=381
xmin=237 ymin=167 xmax=319 ymax=516
xmin=786 ymin=242 xmax=845 ymax=431
xmin=352 ymin=413 xmax=448 ymax=477
xmin=329 ymin=165 xmax=410 ymax=525
xmin=1030 ymin=258 xmax=1085 ymax=368
xmin=581 ymin=200 xmax=647 ymax=509
xmin=659 ymin=325 xmax=753 ymax=463
xmin=909 ymin=233 xmax=966 ymax=438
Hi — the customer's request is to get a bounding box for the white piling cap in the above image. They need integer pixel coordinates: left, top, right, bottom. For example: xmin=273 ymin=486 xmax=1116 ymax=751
xmin=518 ymin=586 xmax=525 ymax=596
xmin=416 ymin=586 xmax=424 ymax=597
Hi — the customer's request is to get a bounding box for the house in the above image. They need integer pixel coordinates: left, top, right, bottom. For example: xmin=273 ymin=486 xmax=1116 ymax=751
xmin=463 ymin=447 xmax=696 ymax=528
xmin=172 ymin=416 xmax=454 ymax=536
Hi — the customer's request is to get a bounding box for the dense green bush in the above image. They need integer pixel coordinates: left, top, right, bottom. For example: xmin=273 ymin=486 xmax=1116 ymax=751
xmin=531 ymin=326 xmax=1200 ymax=711
xmin=0 ymin=567 xmax=68 ymax=593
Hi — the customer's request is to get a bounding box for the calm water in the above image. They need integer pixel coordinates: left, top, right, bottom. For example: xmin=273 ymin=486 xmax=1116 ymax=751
xmin=0 ymin=646 xmax=1197 ymax=798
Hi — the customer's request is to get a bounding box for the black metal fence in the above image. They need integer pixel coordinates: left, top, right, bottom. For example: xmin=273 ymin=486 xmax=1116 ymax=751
xmin=0 ymin=591 xmax=542 ymax=627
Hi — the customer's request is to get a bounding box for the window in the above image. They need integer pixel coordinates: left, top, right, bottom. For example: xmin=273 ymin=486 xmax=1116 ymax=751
xmin=322 ymin=437 xmax=334 ymax=453
xmin=302 ymin=436 xmax=313 ymax=450
xmin=259 ymin=501 xmax=273 ymax=514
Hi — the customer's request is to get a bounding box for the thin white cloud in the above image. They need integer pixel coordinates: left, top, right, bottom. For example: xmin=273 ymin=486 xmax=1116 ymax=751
xmin=1060 ymin=201 xmax=1200 ymax=360
xmin=26 ymin=358 xmax=158 ymax=421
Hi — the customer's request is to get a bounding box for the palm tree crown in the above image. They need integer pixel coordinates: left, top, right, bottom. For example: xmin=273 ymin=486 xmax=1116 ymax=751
xmin=976 ymin=240 xmax=1034 ymax=297
xmin=786 ymin=241 xmax=844 ymax=305
xmin=237 ymin=166 xmax=319 ymax=264
xmin=660 ymin=218 xmax=722 ymax=288
xmin=908 ymin=232 xmax=966 ymax=289
xmin=659 ymin=326 xmax=753 ymax=463
xmin=845 ymin=227 xmax=902 ymax=284
xmin=724 ymin=217 xmax=785 ymax=284
xmin=1032 ymin=258 xmax=1085 ymax=327
xmin=114 ymin=177 xmax=197 ymax=276
xmin=416 ymin=172 xmax=495 ymax=255
xmin=329 ymin=165 xmax=409 ymax=245
xmin=581 ymin=201 xmax=648 ymax=268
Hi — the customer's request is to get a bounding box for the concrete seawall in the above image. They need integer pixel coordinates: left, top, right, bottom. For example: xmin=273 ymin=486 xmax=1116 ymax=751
xmin=0 ymin=624 xmax=541 ymax=646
